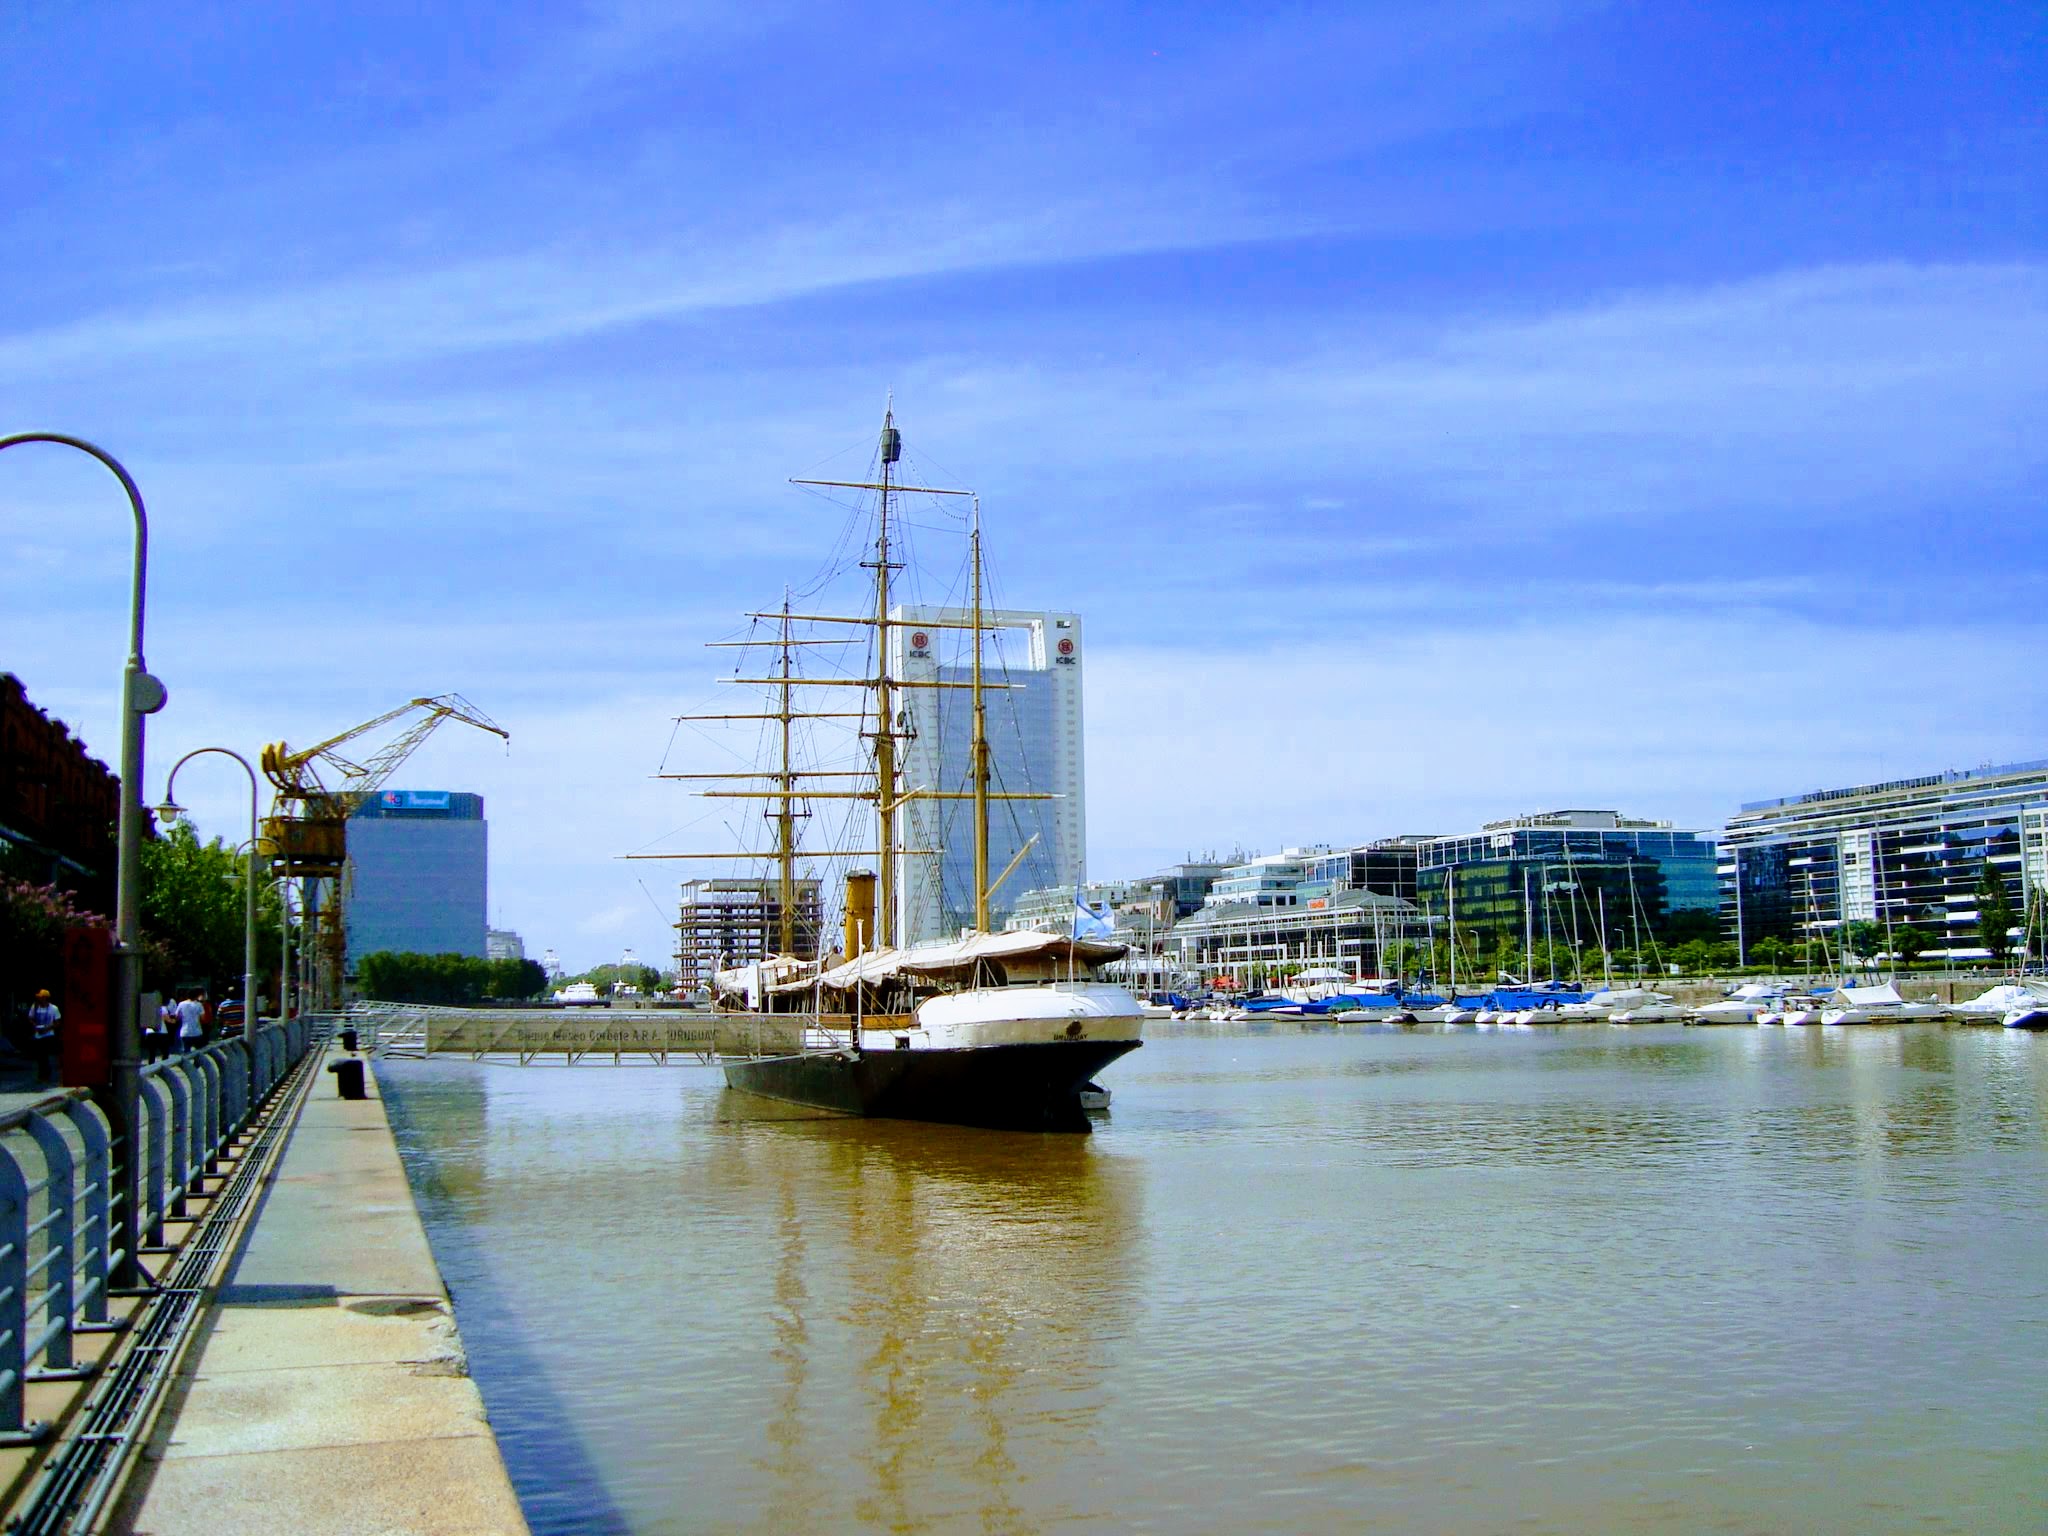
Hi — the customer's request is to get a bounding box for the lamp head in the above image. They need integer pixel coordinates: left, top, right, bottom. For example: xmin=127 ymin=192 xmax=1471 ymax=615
xmin=153 ymin=799 xmax=185 ymax=828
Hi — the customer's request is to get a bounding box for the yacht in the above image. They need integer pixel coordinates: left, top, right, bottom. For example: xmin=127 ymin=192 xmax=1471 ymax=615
xmin=1817 ymin=983 xmax=1946 ymax=1025
xmin=1690 ymin=982 xmax=1788 ymax=1025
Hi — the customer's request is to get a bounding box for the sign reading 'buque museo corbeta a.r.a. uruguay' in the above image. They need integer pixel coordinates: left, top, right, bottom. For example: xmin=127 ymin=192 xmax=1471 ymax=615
xmin=421 ymin=1011 xmax=792 ymax=1055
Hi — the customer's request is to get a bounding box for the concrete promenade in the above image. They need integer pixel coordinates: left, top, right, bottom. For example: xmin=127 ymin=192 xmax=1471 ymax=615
xmin=111 ymin=1042 xmax=529 ymax=1535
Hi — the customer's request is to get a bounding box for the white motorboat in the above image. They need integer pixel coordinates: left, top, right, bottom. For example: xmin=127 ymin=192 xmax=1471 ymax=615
xmin=1817 ymin=983 xmax=1945 ymax=1025
xmin=2003 ymin=1006 xmax=2048 ymax=1030
xmin=1550 ymin=986 xmax=1660 ymax=1021
xmin=1690 ymin=982 xmax=1787 ymax=1025
xmin=1608 ymin=993 xmax=1685 ymax=1023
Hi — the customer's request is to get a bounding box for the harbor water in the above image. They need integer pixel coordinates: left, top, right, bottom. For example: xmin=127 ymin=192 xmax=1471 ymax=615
xmin=378 ymin=1024 xmax=2048 ymax=1534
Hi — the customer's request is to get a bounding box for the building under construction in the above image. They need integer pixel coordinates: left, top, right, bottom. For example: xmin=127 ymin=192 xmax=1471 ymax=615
xmin=676 ymin=877 xmax=824 ymax=987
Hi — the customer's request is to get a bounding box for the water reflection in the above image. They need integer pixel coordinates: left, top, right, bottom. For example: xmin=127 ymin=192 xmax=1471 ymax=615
xmin=698 ymin=1106 xmax=1140 ymax=1534
xmin=383 ymin=1028 xmax=2048 ymax=1536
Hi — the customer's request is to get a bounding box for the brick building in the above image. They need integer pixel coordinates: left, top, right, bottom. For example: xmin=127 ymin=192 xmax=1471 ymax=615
xmin=0 ymin=673 xmax=119 ymax=908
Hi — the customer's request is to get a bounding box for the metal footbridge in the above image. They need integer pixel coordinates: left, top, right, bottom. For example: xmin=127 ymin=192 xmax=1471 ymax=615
xmin=343 ymin=1001 xmax=747 ymax=1065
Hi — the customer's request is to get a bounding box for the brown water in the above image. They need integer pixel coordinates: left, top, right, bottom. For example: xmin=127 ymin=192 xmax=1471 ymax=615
xmin=378 ymin=1024 xmax=2048 ymax=1534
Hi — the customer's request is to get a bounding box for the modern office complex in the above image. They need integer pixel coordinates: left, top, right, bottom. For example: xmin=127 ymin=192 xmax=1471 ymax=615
xmin=344 ymin=790 xmax=488 ymax=966
xmin=1166 ymin=886 xmax=1422 ymax=979
xmin=1719 ymin=759 xmax=2048 ymax=961
xmin=1415 ymin=811 xmax=1719 ymax=954
xmin=1005 ymin=860 xmax=1231 ymax=935
xmin=1206 ymin=848 xmax=1327 ymax=908
xmin=892 ymin=605 xmax=1085 ymax=943
xmin=675 ymin=877 xmax=824 ymax=988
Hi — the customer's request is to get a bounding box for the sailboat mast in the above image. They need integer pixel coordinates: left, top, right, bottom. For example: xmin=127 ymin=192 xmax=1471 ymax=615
xmin=971 ymin=496 xmax=991 ymax=932
xmin=872 ymin=409 xmax=901 ymax=949
xmin=776 ymin=594 xmax=796 ymax=955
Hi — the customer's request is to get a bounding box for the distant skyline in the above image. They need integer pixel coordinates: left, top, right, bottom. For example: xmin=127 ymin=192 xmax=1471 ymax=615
xmin=7 ymin=2 xmax=2043 ymax=969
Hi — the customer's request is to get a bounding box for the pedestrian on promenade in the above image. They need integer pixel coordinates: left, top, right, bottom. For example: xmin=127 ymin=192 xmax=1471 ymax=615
xmin=28 ymin=989 xmax=61 ymax=1085
xmin=146 ymin=999 xmax=173 ymax=1062
xmin=176 ymin=992 xmax=206 ymax=1053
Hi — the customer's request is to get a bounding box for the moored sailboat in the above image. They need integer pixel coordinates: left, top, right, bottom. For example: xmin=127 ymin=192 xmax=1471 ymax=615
xmin=666 ymin=408 xmax=1143 ymax=1130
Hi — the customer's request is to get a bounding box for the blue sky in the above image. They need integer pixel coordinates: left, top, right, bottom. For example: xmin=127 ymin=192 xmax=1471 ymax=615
xmin=6 ymin=1 xmax=2044 ymax=970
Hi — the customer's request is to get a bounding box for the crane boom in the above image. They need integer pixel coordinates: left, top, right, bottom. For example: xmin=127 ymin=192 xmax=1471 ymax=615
xmin=261 ymin=696 xmax=511 ymax=1011
xmin=262 ymin=694 xmax=508 ymax=818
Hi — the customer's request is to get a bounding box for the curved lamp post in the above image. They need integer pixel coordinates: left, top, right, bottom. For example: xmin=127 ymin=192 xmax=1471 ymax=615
xmin=156 ymin=748 xmax=260 ymax=1099
xmin=0 ymin=433 xmax=165 ymax=1291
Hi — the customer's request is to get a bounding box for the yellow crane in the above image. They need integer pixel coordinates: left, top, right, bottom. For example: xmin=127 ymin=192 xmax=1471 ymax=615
xmin=261 ymin=695 xmax=509 ymax=1005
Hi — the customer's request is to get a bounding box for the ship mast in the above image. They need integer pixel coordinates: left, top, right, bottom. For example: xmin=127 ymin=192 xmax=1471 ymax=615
xmin=971 ymin=495 xmax=991 ymax=932
xmin=776 ymin=593 xmax=797 ymax=955
xmin=871 ymin=410 xmax=901 ymax=948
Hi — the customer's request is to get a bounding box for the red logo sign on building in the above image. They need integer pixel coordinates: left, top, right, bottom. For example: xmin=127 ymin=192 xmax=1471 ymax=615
xmin=1057 ymin=638 xmax=1075 ymax=656
xmin=911 ymin=631 xmax=930 ymax=650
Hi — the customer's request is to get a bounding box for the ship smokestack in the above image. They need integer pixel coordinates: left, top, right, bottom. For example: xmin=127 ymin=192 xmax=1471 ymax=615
xmin=844 ymin=869 xmax=876 ymax=960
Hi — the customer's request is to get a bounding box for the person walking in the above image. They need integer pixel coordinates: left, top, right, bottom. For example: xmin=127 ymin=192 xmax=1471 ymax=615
xmin=147 ymin=998 xmax=177 ymax=1062
xmin=175 ymin=991 xmax=205 ymax=1054
xmin=28 ymin=990 xmax=61 ymax=1085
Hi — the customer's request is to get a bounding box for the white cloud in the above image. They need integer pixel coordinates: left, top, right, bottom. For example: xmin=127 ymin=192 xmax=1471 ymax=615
xmin=1082 ymin=610 xmax=2048 ymax=877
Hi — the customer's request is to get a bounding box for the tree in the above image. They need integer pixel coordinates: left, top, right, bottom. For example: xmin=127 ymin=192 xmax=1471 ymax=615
xmin=141 ymin=822 xmax=286 ymax=999
xmin=486 ymin=958 xmax=549 ymax=999
xmin=358 ymin=952 xmax=547 ymax=1004
xmin=1891 ymin=926 xmax=1930 ymax=967
xmin=1748 ymin=936 xmax=1791 ymax=971
xmin=1842 ymin=921 xmax=1886 ymax=963
xmin=0 ymin=877 xmax=110 ymax=1019
xmin=1976 ymin=861 xmax=2018 ymax=968
xmin=1673 ymin=939 xmax=1738 ymax=975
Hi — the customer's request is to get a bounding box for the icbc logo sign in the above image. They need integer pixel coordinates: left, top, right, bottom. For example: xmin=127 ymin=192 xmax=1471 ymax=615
xmin=1055 ymin=637 xmax=1077 ymax=666
xmin=909 ymin=630 xmax=931 ymax=658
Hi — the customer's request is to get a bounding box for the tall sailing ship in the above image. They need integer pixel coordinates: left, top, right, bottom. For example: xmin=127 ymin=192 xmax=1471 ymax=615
xmin=657 ymin=408 xmax=1143 ymax=1131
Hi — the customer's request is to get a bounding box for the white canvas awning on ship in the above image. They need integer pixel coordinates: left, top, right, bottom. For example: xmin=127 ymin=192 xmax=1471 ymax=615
xmin=715 ymin=954 xmax=819 ymax=996
xmin=772 ymin=930 xmax=1127 ymax=993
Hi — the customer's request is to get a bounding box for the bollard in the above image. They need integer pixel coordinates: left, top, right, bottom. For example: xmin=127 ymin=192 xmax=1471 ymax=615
xmin=327 ymin=1058 xmax=366 ymax=1100
xmin=339 ymin=1026 xmax=359 ymax=1054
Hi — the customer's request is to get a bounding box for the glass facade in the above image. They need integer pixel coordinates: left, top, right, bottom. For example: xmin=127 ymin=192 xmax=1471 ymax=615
xmin=1414 ymin=813 xmax=1718 ymax=952
xmin=345 ymin=791 xmax=488 ymax=965
xmin=1719 ymin=760 xmax=2048 ymax=961
xmin=894 ymin=608 xmax=1083 ymax=941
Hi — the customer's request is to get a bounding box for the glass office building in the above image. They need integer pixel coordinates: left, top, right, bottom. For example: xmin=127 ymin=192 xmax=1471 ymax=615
xmin=893 ymin=606 xmax=1084 ymax=943
xmin=345 ymin=790 xmax=488 ymax=965
xmin=1415 ymin=811 xmax=1719 ymax=952
xmin=1719 ymin=759 xmax=2048 ymax=961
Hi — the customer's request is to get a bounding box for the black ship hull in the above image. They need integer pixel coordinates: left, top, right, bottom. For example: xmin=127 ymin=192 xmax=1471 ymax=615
xmin=721 ymin=1039 xmax=1141 ymax=1132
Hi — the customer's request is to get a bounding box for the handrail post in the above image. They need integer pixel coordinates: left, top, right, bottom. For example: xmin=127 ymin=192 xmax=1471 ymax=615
xmin=0 ymin=1140 xmax=47 ymax=1442
xmin=139 ymin=1076 xmax=169 ymax=1249
xmin=58 ymin=1101 xmax=113 ymax=1328
xmin=20 ymin=1113 xmax=80 ymax=1375
xmin=189 ymin=1052 xmax=220 ymax=1177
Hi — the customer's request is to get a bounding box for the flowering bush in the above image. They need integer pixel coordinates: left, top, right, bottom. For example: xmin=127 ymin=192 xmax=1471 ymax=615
xmin=1 ymin=877 xmax=110 ymax=1012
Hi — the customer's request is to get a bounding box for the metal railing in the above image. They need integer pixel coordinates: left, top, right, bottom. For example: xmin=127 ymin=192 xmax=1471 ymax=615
xmin=344 ymin=1000 xmax=429 ymax=1058
xmin=0 ymin=1016 xmax=312 ymax=1442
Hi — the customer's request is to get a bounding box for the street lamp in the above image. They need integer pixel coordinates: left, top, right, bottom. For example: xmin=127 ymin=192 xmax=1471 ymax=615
xmin=155 ymin=746 xmax=262 ymax=1101
xmin=155 ymin=753 xmax=268 ymax=1114
xmin=0 ymin=433 xmax=164 ymax=1292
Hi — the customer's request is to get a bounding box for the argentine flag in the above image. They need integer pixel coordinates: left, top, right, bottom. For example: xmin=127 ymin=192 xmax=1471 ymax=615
xmin=1071 ymin=892 xmax=1116 ymax=941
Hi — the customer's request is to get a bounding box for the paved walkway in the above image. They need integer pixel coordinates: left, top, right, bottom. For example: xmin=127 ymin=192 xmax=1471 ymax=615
xmin=112 ymin=1043 xmax=529 ymax=1536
